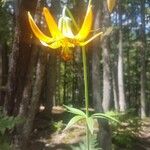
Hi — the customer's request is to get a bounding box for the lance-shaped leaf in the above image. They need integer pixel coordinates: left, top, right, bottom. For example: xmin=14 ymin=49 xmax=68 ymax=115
xmin=64 ymin=115 xmax=85 ymax=131
xmin=86 ymin=117 xmax=95 ymax=135
xmin=92 ymin=113 xmax=120 ymax=123
xmin=64 ymin=105 xmax=86 ymax=117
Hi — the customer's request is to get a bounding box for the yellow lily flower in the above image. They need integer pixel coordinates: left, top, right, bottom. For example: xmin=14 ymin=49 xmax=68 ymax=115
xmin=28 ymin=5 xmax=103 ymax=60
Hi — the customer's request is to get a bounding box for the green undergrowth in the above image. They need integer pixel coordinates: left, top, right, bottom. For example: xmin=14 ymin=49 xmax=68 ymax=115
xmin=0 ymin=109 xmax=23 ymax=150
xmin=71 ymin=134 xmax=101 ymax=150
xmin=110 ymin=109 xmax=142 ymax=149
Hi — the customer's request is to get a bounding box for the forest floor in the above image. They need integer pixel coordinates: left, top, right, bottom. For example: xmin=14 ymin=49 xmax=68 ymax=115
xmin=29 ymin=106 xmax=150 ymax=150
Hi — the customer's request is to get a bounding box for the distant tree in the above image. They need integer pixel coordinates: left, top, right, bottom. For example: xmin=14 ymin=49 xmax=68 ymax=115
xmin=118 ymin=0 xmax=126 ymax=112
xmin=140 ymin=0 xmax=146 ymax=118
xmin=92 ymin=0 xmax=112 ymax=149
xmin=102 ymin=0 xmax=113 ymax=112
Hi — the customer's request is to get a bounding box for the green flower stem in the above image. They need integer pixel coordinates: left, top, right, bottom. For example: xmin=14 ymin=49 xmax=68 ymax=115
xmin=66 ymin=3 xmax=92 ymax=149
xmin=82 ymin=47 xmax=89 ymax=117
xmin=82 ymin=46 xmax=90 ymax=150
xmin=89 ymin=0 xmax=92 ymax=5
xmin=65 ymin=0 xmax=92 ymax=31
xmin=65 ymin=7 xmax=79 ymax=31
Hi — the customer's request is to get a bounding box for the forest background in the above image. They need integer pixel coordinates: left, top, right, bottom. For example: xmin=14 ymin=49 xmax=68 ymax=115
xmin=0 ymin=0 xmax=150 ymax=150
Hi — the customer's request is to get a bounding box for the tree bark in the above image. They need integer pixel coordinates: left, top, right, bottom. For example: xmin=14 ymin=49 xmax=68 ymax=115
xmin=4 ymin=0 xmax=38 ymax=115
xmin=102 ymin=40 xmax=112 ymax=112
xmin=4 ymin=25 xmax=19 ymax=115
xmin=0 ymin=42 xmax=8 ymax=106
xmin=44 ymin=51 xmax=57 ymax=116
xmin=118 ymin=0 xmax=126 ymax=112
xmin=140 ymin=0 xmax=146 ymax=118
xmin=101 ymin=0 xmax=113 ymax=112
xmin=18 ymin=45 xmax=38 ymax=120
xmin=112 ymin=53 xmax=119 ymax=111
xmin=19 ymin=51 xmax=47 ymax=150
xmin=92 ymin=1 xmax=112 ymax=149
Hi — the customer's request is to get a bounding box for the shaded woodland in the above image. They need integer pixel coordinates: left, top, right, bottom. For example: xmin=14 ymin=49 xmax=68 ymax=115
xmin=0 ymin=0 xmax=150 ymax=150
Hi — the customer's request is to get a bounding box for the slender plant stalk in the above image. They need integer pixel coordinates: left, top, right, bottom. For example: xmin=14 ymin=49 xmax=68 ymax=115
xmin=82 ymin=47 xmax=89 ymax=117
xmin=66 ymin=7 xmax=79 ymax=31
xmin=89 ymin=0 xmax=92 ymax=5
xmin=66 ymin=1 xmax=93 ymax=149
xmin=82 ymin=46 xmax=90 ymax=150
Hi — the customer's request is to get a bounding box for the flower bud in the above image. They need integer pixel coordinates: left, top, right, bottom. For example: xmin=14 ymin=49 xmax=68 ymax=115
xmin=107 ymin=0 xmax=116 ymax=13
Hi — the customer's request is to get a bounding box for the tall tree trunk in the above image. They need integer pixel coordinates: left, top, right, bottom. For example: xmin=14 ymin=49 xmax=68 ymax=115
xmin=140 ymin=0 xmax=146 ymax=118
xmin=76 ymin=49 xmax=84 ymax=107
xmin=92 ymin=1 xmax=112 ymax=149
xmin=16 ymin=51 xmax=47 ymax=150
xmin=102 ymin=41 xmax=112 ymax=112
xmin=0 ymin=42 xmax=8 ymax=105
xmin=55 ymin=57 xmax=61 ymax=106
xmin=4 ymin=1 xmax=20 ymax=114
xmin=14 ymin=0 xmax=38 ymax=114
xmin=118 ymin=0 xmax=126 ymax=112
xmin=63 ymin=62 xmax=67 ymax=104
xmin=127 ymin=41 xmax=131 ymax=107
xmin=4 ymin=25 xmax=19 ymax=115
xmin=4 ymin=0 xmax=38 ymax=115
xmin=112 ymin=51 xmax=119 ymax=111
xmin=102 ymin=0 xmax=112 ymax=112
xmin=73 ymin=0 xmax=85 ymax=107
xmin=18 ymin=46 xmax=38 ymax=120
xmin=44 ymin=51 xmax=57 ymax=116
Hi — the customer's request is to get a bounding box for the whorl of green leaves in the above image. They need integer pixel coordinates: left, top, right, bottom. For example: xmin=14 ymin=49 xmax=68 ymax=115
xmin=64 ymin=105 xmax=119 ymax=135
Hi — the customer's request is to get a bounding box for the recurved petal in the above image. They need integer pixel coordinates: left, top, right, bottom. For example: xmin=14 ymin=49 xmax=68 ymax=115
xmin=49 ymin=41 xmax=62 ymax=49
xmin=43 ymin=7 xmax=63 ymax=38
xmin=41 ymin=41 xmax=61 ymax=49
xmin=79 ymin=32 xmax=103 ymax=46
xmin=75 ymin=5 xmax=93 ymax=41
xmin=28 ymin=12 xmax=54 ymax=43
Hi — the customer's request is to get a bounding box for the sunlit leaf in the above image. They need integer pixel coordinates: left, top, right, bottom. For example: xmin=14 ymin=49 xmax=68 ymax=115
xmin=92 ymin=113 xmax=120 ymax=123
xmin=86 ymin=117 xmax=95 ymax=134
xmin=64 ymin=105 xmax=86 ymax=117
xmin=64 ymin=115 xmax=85 ymax=130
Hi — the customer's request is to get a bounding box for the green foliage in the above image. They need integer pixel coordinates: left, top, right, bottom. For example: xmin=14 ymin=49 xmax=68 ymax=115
xmin=86 ymin=117 xmax=95 ymax=134
xmin=64 ymin=105 xmax=86 ymax=117
xmin=0 ymin=115 xmax=13 ymax=135
xmin=111 ymin=109 xmax=141 ymax=149
xmin=0 ymin=141 xmax=10 ymax=150
xmin=0 ymin=1 xmax=12 ymax=43
xmin=53 ymin=120 xmax=64 ymax=132
xmin=65 ymin=115 xmax=85 ymax=130
xmin=64 ymin=105 xmax=119 ymax=135
xmin=92 ymin=112 xmax=120 ymax=123
xmin=71 ymin=135 xmax=101 ymax=150
xmin=0 ymin=109 xmax=23 ymax=150
xmin=0 ymin=114 xmax=21 ymax=135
